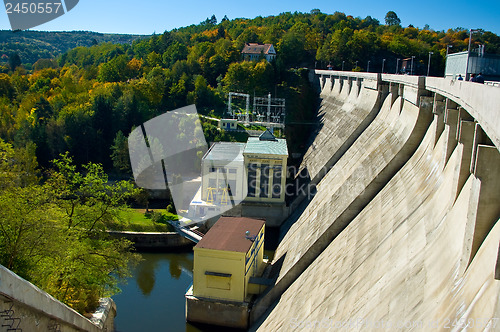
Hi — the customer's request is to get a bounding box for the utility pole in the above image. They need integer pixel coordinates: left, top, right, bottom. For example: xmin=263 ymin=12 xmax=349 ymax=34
xmin=427 ymin=52 xmax=433 ymax=76
xmin=466 ymin=29 xmax=479 ymax=80
xmin=267 ymin=92 xmax=271 ymax=124
xmin=382 ymin=59 xmax=386 ymax=73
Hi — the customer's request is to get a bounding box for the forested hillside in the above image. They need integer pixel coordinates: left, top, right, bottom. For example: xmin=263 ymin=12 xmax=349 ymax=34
xmin=0 ymin=10 xmax=499 ymax=172
xmin=0 ymin=30 xmax=146 ymax=70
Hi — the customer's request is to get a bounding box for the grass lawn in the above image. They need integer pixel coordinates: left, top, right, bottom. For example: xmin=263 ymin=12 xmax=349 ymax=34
xmin=107 ymin=208 xmax=178 ymax=232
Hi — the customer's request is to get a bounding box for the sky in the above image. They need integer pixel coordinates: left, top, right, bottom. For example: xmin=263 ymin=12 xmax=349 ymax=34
xmin=1 ymin=0 xmax=499 ymax=35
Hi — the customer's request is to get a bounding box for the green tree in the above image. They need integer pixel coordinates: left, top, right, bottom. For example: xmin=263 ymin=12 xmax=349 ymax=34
xmin=217 ymin=25 xmax=226 ymax=39
xmin=0 ymin=147 xmax=140 ymax=314
xmin=0 ymin=184 xmax=57 ymax=276
xmin=163 ymin=42 xmax=188 ymax=68
xmin=8 ymin=53 xmax=21 ymax=72
xmin=0 ymin=139 xmax=39 ymax=190
xmin=110 ymin=130 xmax=131 ymax=173
xmin=169 ymin=77 xmax=187 ymax=108
xmin=33 ymin=59 xmax=58 ymax=71
xmin=97 ymin=54 xmax=128 ymax=82
xmin=385 ymin=11 xmax=401 ymax=26
xmin=222 ymin=60 xmax=255 ymax=93
xmin=207 ymin=54 xmax=226 ymax=85
xmin=40 ymin=154 xmax=140 ymax=312
xmin=316 ymin=28 xmax=354 ymax=64
xmin=208 ymin=14 xmax=217 ymax=25
xmin=92 ymin=93 xmax=115 ymax=166
xmin=277 ymin=29 xmax=307 ymax=67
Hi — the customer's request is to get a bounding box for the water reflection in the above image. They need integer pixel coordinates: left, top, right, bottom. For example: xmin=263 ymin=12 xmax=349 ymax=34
xmin=113 ymin=251 xmax=200 ymax=332
xmin=135 ymin=257 xmax=158 ymax=296
xmin=133 ymin=253 xmax=194 ymax=297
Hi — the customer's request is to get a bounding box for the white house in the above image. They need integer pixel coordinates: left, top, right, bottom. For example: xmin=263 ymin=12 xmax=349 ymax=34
xmin=241 ymin=43 xmax=276 ymax=62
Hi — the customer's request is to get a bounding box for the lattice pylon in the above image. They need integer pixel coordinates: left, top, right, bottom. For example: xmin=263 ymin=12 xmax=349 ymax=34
xmin=221 ymin=187 xmax=229 ymax=205
xmin=207 ymin=187 xmax=216 ymax=204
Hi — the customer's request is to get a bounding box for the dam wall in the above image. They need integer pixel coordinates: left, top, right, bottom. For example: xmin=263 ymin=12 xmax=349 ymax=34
xmin=299 ymin=73 xmax=382 ymax=184
xmin=250 ymin=71 xmax=500 ymax=330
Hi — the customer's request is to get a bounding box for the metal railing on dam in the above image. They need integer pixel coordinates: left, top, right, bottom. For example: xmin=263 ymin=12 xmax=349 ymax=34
xmin=249 ymin=70 xmax=500 ymax=330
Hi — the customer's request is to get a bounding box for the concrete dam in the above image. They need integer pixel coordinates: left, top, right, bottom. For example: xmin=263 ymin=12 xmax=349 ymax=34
xmin=1 ymin=70 xmax=499 ymax=331
xmin=251 ymin=71 xmax=500 ymax=330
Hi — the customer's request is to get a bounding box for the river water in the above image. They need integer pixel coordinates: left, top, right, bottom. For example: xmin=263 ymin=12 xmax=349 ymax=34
xmin=112 ymin=251 xmax=202 ymax=332
xmin=112 ymin=229 xmax=279 ymax=332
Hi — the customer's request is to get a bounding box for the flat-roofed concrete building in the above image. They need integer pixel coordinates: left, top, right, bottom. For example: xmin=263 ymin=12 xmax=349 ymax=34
xmin=188 ymin=130 xmax=288 ymax=222
xmin=243 ymin=131 xmax=288 ymax=203
xmin=445 ymin=51 xmax=500 ymax=81
xmin=201 ymin=142 xmax=246 ymax=204
xmin=219 ymin=118 xmax=238 ymax=131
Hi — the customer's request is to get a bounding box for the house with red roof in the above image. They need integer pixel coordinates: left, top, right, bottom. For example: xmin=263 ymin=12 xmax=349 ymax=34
xmin=241 ymin=43 xmax=276 ymax=62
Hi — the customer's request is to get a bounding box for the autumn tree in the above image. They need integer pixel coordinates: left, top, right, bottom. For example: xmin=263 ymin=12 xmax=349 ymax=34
xmin=0 ymin=73 xmax=14 ymax=99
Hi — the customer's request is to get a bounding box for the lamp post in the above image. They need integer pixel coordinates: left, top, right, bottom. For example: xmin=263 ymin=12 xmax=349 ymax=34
xmin=382 ymin=59 xmax=386 ymax=73
xmin=427 ymin=52 xmax=433 ymax=76
xmin=367 ymin=60 xmax=370 ymax=72
xmin=355 ymin=60 xmax=358 ymax=70
xmin=342 ymin=61 xmax=345 ymax=71
xmin=396 ymin=58 xmax=400 ymax=74
xmin=411 ymin=56 xmax=415 ymax=75
xmin=446 ymin=45 xmax=453 ymax=57
xmin=465 ymin=29 xmax=479 ymax=80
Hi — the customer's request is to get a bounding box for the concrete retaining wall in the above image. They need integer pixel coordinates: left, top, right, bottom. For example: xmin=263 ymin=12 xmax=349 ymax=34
xmin=217 ymin=202 xmax=288 ymax=227
xmin=185 ymin=286 xmax=250 ymax=329
xmin=0 ymin=265 xmax=115 ymax=332
xmin=107 ymin=231 xmax=194 ymax=249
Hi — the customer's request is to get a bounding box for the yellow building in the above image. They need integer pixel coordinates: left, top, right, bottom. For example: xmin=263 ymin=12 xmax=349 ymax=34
xmin=192 ymin=216 xmax=266 ymax=302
